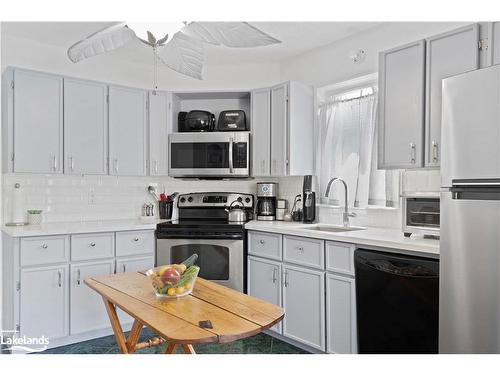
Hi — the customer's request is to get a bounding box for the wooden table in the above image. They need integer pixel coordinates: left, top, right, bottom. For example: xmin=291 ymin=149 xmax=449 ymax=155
xmin=85 ymin=272 xmax=284 ymax=354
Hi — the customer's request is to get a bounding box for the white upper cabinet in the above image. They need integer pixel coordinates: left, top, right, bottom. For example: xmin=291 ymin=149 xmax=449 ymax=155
xmin=148 ymin=91 xmax=171 ymax=176
xmin=108 ymin=86 xmax=148 ymax=176
xmin=270 ymin=83 xmax=288 ymax=176
xmin=12 ymin=69 xmax=63 ymax=173
xmin=378 ymin=40 xmax=426 ymax=169
xmin=253 ymin=81 xmax=313 ymax=177
xmin=64 ymin=78 xmax=108 ymax=174
xmin=424 ymin=24 xmax=479 ymax=167
xmin=251 ymin=88 xmax=271 ymax=176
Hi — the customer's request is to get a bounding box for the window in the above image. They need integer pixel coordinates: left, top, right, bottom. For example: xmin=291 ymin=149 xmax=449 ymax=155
xmin=317 ymin=78 xmax=399 ymax=208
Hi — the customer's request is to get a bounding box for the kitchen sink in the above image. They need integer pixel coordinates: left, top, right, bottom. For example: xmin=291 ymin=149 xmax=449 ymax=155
xmin=301 ymin=224 xmax=366 ymax=233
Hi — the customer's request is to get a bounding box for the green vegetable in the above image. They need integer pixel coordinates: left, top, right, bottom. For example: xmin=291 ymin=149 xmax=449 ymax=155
xmin=178 ymin=265 xmax=200 ymax=287
xmin=181 ymin=254 xmax=198 ymax=268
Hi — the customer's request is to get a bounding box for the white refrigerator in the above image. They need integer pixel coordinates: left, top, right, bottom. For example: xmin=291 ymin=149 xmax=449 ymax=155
xmin=440 ymin=64 xmax=500 ymax=353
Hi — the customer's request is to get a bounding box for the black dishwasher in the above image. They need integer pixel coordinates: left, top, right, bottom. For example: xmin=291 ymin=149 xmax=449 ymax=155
xmin=354 ymin=249 xmax=439 ymax=354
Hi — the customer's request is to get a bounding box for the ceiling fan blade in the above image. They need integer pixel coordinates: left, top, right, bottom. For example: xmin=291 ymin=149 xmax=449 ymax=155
xmin=181 ymin=22 xmax=281 ymax=48
xmin=67 ymin=23 xmax=136 ymax=63
xmin=156 ymin=32 xmax=205 ymax=80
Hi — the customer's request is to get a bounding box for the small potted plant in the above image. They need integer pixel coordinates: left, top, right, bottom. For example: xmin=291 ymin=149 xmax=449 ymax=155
xmin=27 ymin=209 xmax=43 ymax=225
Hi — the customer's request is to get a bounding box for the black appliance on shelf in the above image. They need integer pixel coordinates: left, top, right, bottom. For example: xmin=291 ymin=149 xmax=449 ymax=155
xmin=354 ymin=249 xmax=439 ymax=353
xmin=156 ymin=192 xmax=254 ymax=293
xmin=217 ymin=110 xmax=247 ymax=131
xmin=178 ymin=110 xmax=216 ymax=132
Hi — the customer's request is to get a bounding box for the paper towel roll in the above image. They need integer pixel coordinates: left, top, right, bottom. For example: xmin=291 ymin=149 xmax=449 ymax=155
xmin=11 ymin=183 xmax=26 ymax=224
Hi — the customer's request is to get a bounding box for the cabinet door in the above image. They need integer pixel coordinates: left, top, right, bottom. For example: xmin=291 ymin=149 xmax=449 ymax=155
xmin=13 ymin=70 xmax=63 ymax=173
xmin=20 ymin=265 xmax=68 ymax=340
xmin=488 ymin=22 xmax=500 ymax=66
xmin=270 ymin=83 xmax=288 ymax=176
xmin=64 ymin=78 xmax=108 ymax=174
xmin=116 ymin=256 xmax=154 ymax=324
xmin=326 ymin=273 xmax=357 ymax=354
xmin=109 ymin=86 xmax=147 ymax=176
xmin=149 ymin=91 xmax=171 ymax=176
xmin=425 ymin=24 xmax=479 ymax=167
xmin=282 ymin=264 xmax=325 ymax=350
xmin=378 ymin=40 xmax=426 ymax=169
xmin=70 ymin=260 xmax=114 ymax=335
xmin=247 ymin=256 xmax=282 ymax=333
xmin=251 ymin=88 xmax=271 ymax=176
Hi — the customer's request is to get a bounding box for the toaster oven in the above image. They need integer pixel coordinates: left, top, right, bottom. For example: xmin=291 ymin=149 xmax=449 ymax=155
xmin=402 ymin=195 xmax=440 ymax=238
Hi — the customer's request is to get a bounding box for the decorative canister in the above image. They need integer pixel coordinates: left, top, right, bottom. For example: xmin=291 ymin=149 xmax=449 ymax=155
xmin=27 ymin=210 xmax=43 ymax=225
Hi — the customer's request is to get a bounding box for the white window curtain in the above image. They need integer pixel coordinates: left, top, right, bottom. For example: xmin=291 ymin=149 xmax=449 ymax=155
xmin=317 ymin=86 xmax=399 ymax=208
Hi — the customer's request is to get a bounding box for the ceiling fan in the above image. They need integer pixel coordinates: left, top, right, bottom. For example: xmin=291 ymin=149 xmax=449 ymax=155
xmin=67 ymin=22 xmax=281 ymax=83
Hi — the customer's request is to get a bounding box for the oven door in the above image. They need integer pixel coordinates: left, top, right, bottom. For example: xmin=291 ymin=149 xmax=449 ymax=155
xmin=169 ymin=132 xmax=250 ymax=177
xmin=156 ymin=238 xmax=244 ymax=292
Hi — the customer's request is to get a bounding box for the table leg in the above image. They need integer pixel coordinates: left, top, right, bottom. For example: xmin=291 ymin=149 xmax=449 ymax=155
xmin=126 ymin=319 xmax=143 ymax=353
xmin=182 ymin=344 xmax=196 ymax=354
xmin=165 ymin=343 xmax=177 ymax=354
xmin=103 ymin=297 xmax=129 ymax=354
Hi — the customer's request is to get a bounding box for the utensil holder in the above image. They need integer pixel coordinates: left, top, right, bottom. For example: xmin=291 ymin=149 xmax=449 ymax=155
xmin=159 ymin=201 xmax=173 ymax=219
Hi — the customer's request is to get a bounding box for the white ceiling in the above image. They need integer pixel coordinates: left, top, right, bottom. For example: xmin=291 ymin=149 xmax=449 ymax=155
xmin=2 ymin=21 xmax=382 ymax=65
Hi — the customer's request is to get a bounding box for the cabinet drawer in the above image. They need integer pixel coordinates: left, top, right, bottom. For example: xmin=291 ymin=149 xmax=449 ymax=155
xmin=71 ymin=232 xmax=114 ymax=261
xmin=115 ymin=230 xmax=154 ymax=257
xmin=20 ymin=235 xmax=69 ymax=266
xmin=248 ymin=231 xmax=282 ymax=260
xmin=283 ymin=235 xmax=324 ymax=269
xmin=326 ymin=241 xmax=355 ymax=276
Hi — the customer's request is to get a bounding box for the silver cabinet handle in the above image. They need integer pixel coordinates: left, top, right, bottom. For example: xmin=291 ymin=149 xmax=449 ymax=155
xmin=90 ymin=242 xmax=96 ymax=247
xmin=259 ymin=239 xmax=265 ymax=245
xmin=113 ymin=158 xmax=118 ymax=173
xmin=42 ymin=244 xmax=48 ymax=249
xmin=69 ymin=155 xmax=74 ymax=171
xmin=410 ymin=142 xmax=416 ymax=164
xmin=228 ymin=137 xmax=234 ymax=174
xmin=272 ymin=268 xmax=277 ymax=284
xmin=77 ymin=269 xmax=81 ymax=285
xmin=51 ymin=155 xmax=57 ymax=171
xmin=58 ymin=270 xmax=62 ymax=287
xmin=432 ymin=141 xmax=439 ymax=162
xmin=122 ymin=264 xmax=126 ymax=272
xmin=153 ymin=160 xmax=158 ymax=174
xmin=284 ymin=270 xmax=289 ymax=287
xmin=133 ymin=237 xmax=139 ymax=242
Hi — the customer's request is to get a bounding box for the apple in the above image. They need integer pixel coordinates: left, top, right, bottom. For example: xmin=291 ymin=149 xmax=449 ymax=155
xmin=161 ymin=267 xmax=180 ymax=285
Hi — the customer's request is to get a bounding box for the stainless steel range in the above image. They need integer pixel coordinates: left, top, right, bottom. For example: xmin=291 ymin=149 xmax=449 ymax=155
xmin=155 ymin=192 xmax=254 ymax=292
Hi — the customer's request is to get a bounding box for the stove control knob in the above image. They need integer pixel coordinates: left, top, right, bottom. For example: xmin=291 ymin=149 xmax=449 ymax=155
xmin=188 ymin=196 xmax=193 ymax=203
xmin=180 ymin=197 xmax=186 ymax=203
xmin=237 ymin=196 xmax=243 ymax=202
xmin=245 ymin=197 xmax=251 ymax=204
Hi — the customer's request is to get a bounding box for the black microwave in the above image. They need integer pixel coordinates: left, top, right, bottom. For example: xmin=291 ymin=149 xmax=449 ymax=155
xmin=168 ymin=132 xmax=250 ymax=178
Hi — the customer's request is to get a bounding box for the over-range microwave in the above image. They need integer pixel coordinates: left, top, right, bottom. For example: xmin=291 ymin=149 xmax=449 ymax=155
xmin=169 ymin=132 xmax=250 ymax=178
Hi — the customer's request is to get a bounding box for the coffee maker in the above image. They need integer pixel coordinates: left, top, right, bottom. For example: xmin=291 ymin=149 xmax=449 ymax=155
xmin=256 ymin=182 xmax=278 ymax=221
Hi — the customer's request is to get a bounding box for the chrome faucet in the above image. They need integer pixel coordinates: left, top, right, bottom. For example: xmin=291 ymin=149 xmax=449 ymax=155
xmin=325 ymin=177 xmax=356 ymax=227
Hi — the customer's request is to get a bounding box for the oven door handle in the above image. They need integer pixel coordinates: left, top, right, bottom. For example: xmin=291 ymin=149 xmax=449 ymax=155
xmin=229 ymin=137 xmax=234 ymax=174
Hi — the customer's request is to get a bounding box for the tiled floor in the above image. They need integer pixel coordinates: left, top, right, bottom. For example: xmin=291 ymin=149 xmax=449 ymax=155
xmin=40 ymin=329 xmax=308 ymax=354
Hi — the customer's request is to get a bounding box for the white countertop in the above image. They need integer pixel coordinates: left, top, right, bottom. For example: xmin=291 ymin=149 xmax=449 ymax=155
xmin=245 ymin=220 xmax=439 ymax=258
xmin=2 ymin=218 xmax=170 ymax=238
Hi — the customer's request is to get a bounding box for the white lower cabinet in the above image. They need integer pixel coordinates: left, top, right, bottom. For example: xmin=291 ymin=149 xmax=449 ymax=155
xmin=70 ymin=260 xmax=114 ymax=335
xmin=247 ymin=256 xmax=282 ymax=334
xmin=326 ymin=273 xmax=357 ymax=354
xmin=115 ymin=255 xmax=154 ymax=324
xmin=246 ymin=230 xmax=357 ymax=354
xmin=20 ymin=265 xmax=69 ymax=340
xmin=282 ymin=264 xmax=325 ymax=351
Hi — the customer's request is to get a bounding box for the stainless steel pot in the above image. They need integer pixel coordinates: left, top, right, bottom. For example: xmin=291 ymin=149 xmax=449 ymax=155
xmin=225 ymin=200 xmax=247 ymax=223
